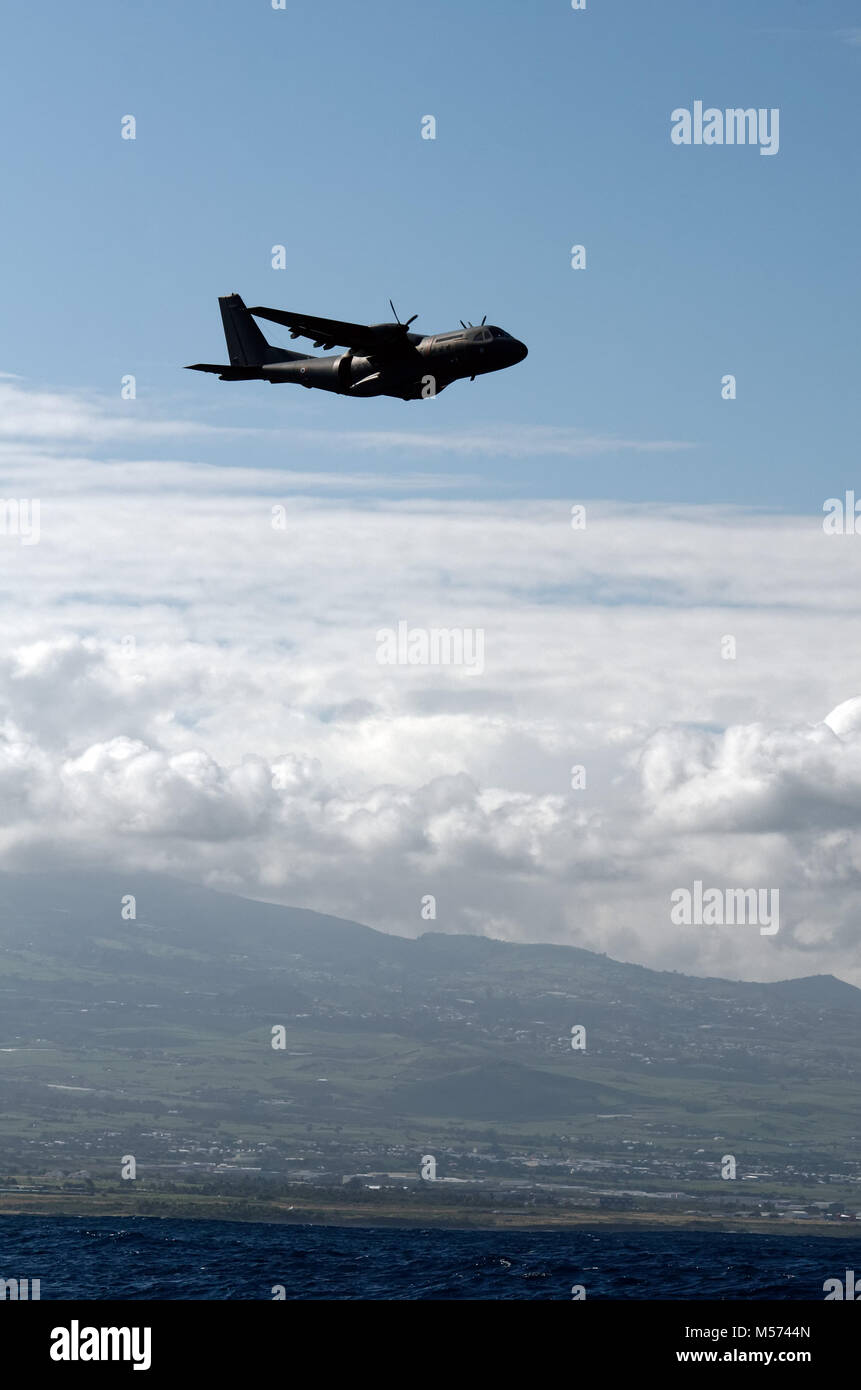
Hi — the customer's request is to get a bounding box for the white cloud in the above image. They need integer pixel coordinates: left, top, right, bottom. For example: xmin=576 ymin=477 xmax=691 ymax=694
xmin=0 ymin=380 xmax=693 ymax=462
xmin=0 ymin=381 xmax=860 ymax=984
xmin=639 ymin=713 xmax=861 ymax=834
xmin=305 ymin=425 xmax=696 ymax=458
xmin=0 ymin=381 xmax=240 ymax=443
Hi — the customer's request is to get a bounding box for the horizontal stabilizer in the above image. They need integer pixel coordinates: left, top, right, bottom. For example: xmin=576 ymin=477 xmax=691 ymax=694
xmin=186 ymin=363 xmax=261 ymax=380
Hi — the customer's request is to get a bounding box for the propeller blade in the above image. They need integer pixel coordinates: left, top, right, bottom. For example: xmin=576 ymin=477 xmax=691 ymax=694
xmin=390 ymin=301 xmax=418 ymax=331
xmin=480 ymin=314 xmax=487 ymax=325
xmin=460 ymin=320 xmax=467 ymax=329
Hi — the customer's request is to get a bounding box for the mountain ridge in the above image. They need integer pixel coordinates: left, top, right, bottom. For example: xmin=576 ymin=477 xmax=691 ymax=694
xmin=0 ymin=867 xmax=855 ymax=1003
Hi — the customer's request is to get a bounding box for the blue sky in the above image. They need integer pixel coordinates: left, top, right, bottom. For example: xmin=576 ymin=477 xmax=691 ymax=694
xmin=3 ymin=3 xmax=861 ymax=977
xmin=1 ymin=0 xmax=859 ymax=507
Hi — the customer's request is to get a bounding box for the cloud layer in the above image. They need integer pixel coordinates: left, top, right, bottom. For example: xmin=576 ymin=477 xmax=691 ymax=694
xmin=2 ymin=381 xmax=861 ymax=983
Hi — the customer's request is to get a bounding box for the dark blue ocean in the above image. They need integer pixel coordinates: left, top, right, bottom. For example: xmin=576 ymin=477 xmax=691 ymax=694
xmin=1 ymin=1216 xmax=858 ymax=1299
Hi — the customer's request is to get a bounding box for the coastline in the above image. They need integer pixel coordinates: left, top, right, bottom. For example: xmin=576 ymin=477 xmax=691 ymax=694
xmin=0 ymin=1193 xmax=857 ymax=1239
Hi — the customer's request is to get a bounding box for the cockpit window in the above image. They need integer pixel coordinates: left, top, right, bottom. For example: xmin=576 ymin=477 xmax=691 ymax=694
xmin=489 ymin=327 xmax=509 ymax=339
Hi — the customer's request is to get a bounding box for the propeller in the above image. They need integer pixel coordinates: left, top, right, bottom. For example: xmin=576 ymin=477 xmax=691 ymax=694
xmin=460 ymin=315 xmax=488 ymax=329
xmin=389 ymin=300 xmax=418 ymax=329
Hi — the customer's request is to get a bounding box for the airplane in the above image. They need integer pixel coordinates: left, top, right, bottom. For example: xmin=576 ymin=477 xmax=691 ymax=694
xmin=187 ymin=294 xmax=527 ymax=400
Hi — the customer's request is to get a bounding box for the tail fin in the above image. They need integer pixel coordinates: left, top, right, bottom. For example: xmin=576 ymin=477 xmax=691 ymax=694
xmin=186 ymin=294 xmax=309 ymax=378
xmin=220 ymin=293 xmax=287 ymax=367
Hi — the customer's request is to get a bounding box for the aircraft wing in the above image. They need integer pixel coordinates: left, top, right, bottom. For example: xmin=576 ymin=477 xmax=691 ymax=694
xmin=248 ymin=306 xmax=410 ymax=354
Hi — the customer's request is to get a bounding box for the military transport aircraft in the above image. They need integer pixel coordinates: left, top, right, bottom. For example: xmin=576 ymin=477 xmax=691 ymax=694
xmin=187 ymin=294 xmax=527 ymax=400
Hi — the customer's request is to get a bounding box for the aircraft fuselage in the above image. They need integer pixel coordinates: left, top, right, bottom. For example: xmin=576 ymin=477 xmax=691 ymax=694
xmin=263 ymin=327 xmax=526 ymax=399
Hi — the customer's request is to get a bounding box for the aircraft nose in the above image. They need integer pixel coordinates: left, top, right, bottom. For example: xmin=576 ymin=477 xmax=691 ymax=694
xmin=513 ymin=340 xmax=527 ymax=363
